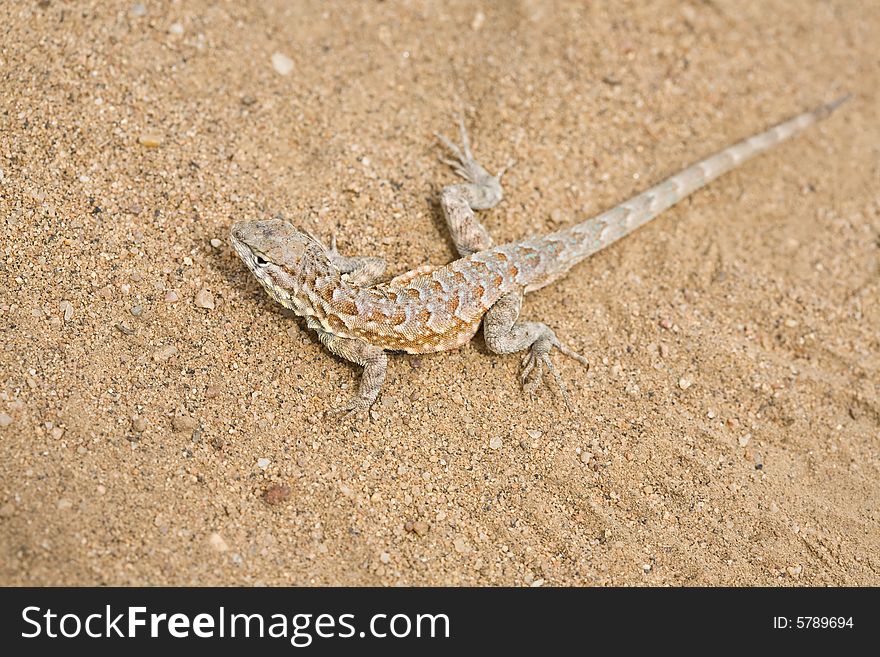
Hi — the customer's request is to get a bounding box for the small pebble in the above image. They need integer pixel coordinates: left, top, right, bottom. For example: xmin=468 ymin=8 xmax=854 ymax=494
xmin=0 ymin=413 xmax=12 ymax=428
xmin=580 ymin=451 xmax=592 ymax=464
xmin=659 ymin=318 xmax=673 ymax=330
xmin=164 ymin=290 xmax=179 ymax=302
xmin=195 ymin=289 xmax=215 ymax=310
xmin=489 ymin=436 xmax=503 ymax=450
xmin=525 ymin=429 xmax=542 ymax=439
xmin=168 ymin=22 xmax=184 ymax=35
xmin=50 ymin=427 xmax=64 ymax=440
xmin=738 ymin=433 xmax=751 ymax=447
xmin=130 ymin=4 xmax=146 ymax=18
xmin=96 ymin=485 xmax=106 ymax=495
xmin=678 ymin=376 xmax=693 ymax=390
xmin=377 ymin=24 xmax=393 ymax=47
xmin=262 ymin=484 xmax=291 ymax=505
xmin=171 ymin=415 xmax=198 ymax=434
xmin=271 ymin=52 xmax=294 ymax=76
xmin=530 ymin=578 xmax=545 ymax=587
xmin=131 ymin=415 xmax=148 ymax=433
xmin=410 ymin=521 xmax=429 ymax=537
xmin=642 ymin=564 xmax=652 ymax=573
xmin=208 ymin=532 xmax=229 ymax=552
xmin=59 ymin=300 xmax=73 ymax=322
xmin=257 ymin=457 xmax=271 ymax=470
xmin=153 ymin=344 xmax=177 ymax=362
xmin=379 ymin=551 xmax=391 ymax=564
xmin=115 ymin=322 xmax=135 ymax=335
xmin=57 ymin=498 xmax=73 ymax=510
xmin=138 ymin=132 xmax=163 ymax=148
xmin=471 ymin=10 xmax=486 ymax=31
xmin=210 ymin=238 xmax=222 ymax=248
xmin=130 ymin=305 xmax=143 ymax=317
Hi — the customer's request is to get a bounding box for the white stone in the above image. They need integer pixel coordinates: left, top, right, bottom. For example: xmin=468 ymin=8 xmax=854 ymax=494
xmin=271 ymin=52 xmax=294 ymax=76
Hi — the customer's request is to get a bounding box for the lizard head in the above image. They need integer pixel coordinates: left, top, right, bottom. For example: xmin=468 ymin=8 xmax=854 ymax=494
xmin=230 ymin=219 xmax=336 ymax=311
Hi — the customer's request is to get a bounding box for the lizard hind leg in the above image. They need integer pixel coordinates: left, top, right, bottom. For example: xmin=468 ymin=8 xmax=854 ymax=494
xmin=484 ymin=291 xmax=589 ymax=410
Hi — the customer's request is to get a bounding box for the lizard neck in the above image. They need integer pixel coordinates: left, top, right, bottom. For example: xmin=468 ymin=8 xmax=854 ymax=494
xmin=266 ymin=259 xmax=343 ymax=320
xmin=292 ymin=269 xmax=388 ymax=337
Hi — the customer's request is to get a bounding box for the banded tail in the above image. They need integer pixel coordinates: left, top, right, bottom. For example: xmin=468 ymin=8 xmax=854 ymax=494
xmin=552 ymin=95 xmax=850 ymax=265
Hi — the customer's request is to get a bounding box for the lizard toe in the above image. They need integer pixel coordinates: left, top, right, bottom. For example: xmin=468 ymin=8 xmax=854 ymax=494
xmin=518 ymin=333 xmax=583 ymax=410
xmin=327 ymin=397 xmax=371 ymax=422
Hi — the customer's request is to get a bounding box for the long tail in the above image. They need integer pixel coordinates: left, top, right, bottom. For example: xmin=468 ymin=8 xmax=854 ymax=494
xmin=553 ymin=95 xmax=850 ymax=264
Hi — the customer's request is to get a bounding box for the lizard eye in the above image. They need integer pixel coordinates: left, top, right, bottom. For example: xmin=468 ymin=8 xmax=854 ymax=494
xmin=254 ymin=255 xmax=269 ymax=267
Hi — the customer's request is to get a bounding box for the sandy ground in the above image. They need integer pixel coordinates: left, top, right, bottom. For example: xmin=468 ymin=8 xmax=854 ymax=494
xmin=1 ymin=0 xmax=878 ymax=586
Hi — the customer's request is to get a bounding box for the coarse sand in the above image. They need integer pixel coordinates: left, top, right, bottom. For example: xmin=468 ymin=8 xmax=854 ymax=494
xmin=1 ymin=0 xmax=877 ymax=585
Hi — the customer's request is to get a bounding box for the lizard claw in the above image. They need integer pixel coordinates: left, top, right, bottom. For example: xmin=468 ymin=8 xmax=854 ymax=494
xmin=520 ymin=334 xmax=589 ymax=411
xmin=435 ymin=115 xmax=496 ymax=185
xmin=436 ymin=116 xmax=515 ymax=202
xmin=497 ymin=158 xmax=517 ymax=179
xmin=435 ymin=131 xmax=466 ymax=163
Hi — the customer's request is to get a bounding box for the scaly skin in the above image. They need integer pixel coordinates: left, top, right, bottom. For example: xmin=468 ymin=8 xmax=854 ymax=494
xmin=231 ymin=96 xmax=849 ymax=417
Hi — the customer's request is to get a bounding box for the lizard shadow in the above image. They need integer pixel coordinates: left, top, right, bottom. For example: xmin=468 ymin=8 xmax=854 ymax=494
xmin=423 ymin=192 xmax=460 ymax=262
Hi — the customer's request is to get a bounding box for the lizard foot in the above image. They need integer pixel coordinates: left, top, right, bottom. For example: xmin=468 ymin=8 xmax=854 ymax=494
xmin=520 ymin=334 xmax=589 ymax=411
xmin=325 ymin=397 xmax=373 ymax=422
xmin=435 ymin=115 xmax=515 ymax=186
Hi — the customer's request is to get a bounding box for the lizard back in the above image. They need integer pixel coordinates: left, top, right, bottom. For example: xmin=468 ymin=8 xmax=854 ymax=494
xmin=345 ymin=95 xmax=851 ymax=354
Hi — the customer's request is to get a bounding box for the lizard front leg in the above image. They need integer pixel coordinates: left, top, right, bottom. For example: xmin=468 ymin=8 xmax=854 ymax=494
xmin=436 ymin=115 xmax=513 ymax=255
xmin=327 ymin=234 xmax=388 ymax=286
xmin=307 ymin=318 xmax=387 ymax=418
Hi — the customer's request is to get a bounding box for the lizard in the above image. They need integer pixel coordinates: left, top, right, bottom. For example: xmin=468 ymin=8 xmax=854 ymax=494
xmin=230 ymin=95 xmax=849 ymax=417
